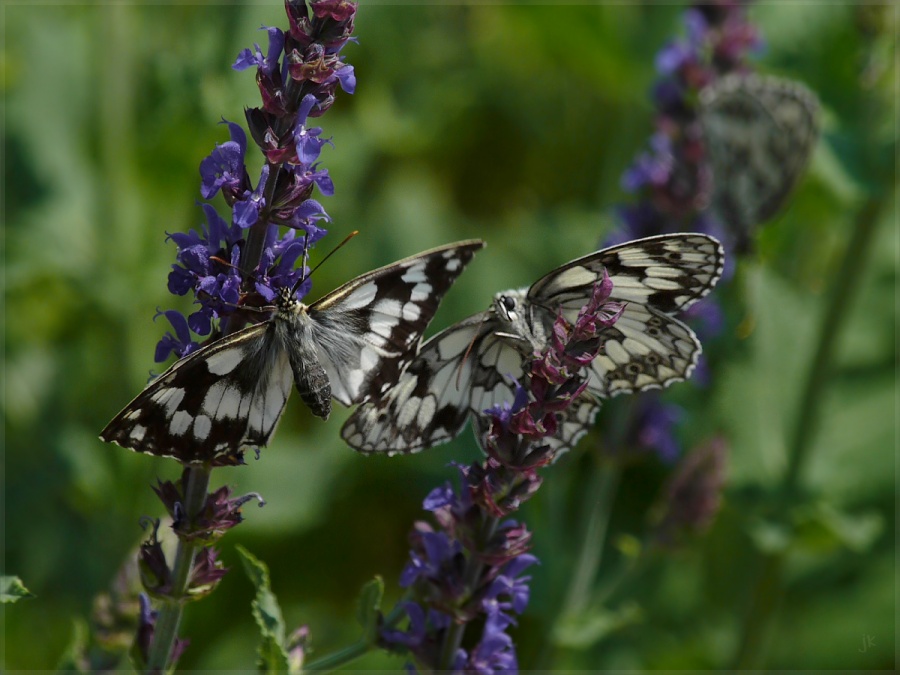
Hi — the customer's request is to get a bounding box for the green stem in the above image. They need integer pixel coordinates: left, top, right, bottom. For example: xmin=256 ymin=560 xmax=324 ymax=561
xmin=303 ymin=640 xmax=370 ymax=672
xmin=559 ymin=460 xmax=621 ymax=618
xmin=731 ymin=194 xmax=883 ymax=669
xmin=145 ymin=465 xmax=212 ymax=673
xmin=781 ymin=195 xmax=882 ymax=498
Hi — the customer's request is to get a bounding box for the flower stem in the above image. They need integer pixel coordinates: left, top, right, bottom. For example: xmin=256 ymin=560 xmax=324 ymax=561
xmin=731 ymin=194 xmax=883 ymax=669
xmin=560 ymin=459 xmax=621 ymax=618
xmin=303 ymin=640 xmax=370 ymax=673
xmin=145 ymin=464 xmax=212 ymax=673
xmin=439 ymin=515 xmax=500 ymax=670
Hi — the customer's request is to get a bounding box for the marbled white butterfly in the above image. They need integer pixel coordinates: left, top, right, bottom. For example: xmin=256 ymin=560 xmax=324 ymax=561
xmin=700 ymin=73 xmax=819 ymax=250
xmin=342 ymin=233 xmax=724 ymax=456
xmin=101 ymin=240 xmax=484 ymax=463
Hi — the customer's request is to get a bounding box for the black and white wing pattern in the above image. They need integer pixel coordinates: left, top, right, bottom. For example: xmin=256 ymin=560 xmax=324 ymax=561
xmin=700 ymin=74 xmax=819 ymax=249
xmin=342 ymin=233 xmax=724 ymax=456
xmin=100 ymin=240 xmax=484 ymax=464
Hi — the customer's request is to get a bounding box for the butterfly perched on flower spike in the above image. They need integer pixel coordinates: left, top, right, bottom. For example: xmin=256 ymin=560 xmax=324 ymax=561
xmin=342 ymin=233 xmax=724 ymax=456
xmin=700 ymin=73 xmax=820 ymax=251
xmin=101 ymin=240 xmax=484 ymax=464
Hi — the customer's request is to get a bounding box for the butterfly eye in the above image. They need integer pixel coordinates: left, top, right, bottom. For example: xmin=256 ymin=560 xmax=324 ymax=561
xmin=499 ymin=295 xmax=518 ymax=319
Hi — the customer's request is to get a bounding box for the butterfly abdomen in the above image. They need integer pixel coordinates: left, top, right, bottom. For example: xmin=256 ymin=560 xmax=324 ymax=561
xmin=275 ymin=305 xmax=333 ymax=419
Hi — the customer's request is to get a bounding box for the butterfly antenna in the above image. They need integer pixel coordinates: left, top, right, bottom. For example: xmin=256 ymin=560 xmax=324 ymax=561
xmin=291 ymin=230 xmax=360 ymax=295
xmin=455 ymin=311 xmax=491 ymax=390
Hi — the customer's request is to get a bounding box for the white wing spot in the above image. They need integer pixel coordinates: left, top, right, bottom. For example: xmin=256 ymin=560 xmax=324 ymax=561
xmin=193 ymin=414 xmax=212 ymax=441
xmin=410 ymin=283 xmax=431 ymax=302
xmin=218 ymin=387 xmax=243 ymax=419
xmin=417 ymin=396 xmax=437 ymax=428
xmin=402 ymin=302 xmax=421 ymax=321
xmin=605 ymin=340 xmax=630 ymax=365
xmin=401 ymin=263 xmax=427 ymax=284
xmin=169 ymin=410 xmax=193 ymax=437
xmin=399 ymin=396 xmax=422 ymax=427
xmin=202 ymin=382 xmax=227 ymax=416
xmin=621 ymin=337 xmax=650 ymax=356
xmin=645 ymin=265 xmax=683 ymax=278
xmin=151 ymin=387 xmax=186 ymax=416
xmin=206 ymin=348 xmax=245 ymax=375
xmin=644 ymin=277 xmax=684 ymax=291
xmin=341 ymin=283 xmax=378 ymax=310
xmin=129 ymin=424 xmax=147 ymax=441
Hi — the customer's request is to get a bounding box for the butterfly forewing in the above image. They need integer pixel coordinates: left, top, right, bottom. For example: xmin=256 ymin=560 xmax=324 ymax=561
xmin=700 ymin=74 xmax=819 ymax=246
xmin=342 ymin=233 xmax=725 ymax=457
xmin=311 ymin=244 xmax=483 ymax=405
xmin=100 ymin=322 xmax=290 ymax=463
xmin=101 ymin=240 xmax=484 ymax=463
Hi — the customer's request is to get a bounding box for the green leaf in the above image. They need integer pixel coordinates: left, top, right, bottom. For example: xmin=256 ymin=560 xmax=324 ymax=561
xmin=553 ymin=601 xmax=643 ymax=648
xmin=747 ymin=517 xmax=794 ymax=554
xmin=55 ymin=619 xmax=88 ymax=673
xmin=356 ymin=577 xmax=385 ymax=645
xmin=1 ymin=575 xmax=34 ymax=603
xmin=793 ymin=502 xmax=884 ymax=554
xmin=236 ymin=546 xmax=290 ymax=674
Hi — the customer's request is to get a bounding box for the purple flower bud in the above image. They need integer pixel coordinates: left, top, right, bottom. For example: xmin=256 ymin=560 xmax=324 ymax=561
xmin=137 ymin=520 xmax=172 ymax=598
xmin=153 ymin=310 xmax=199 ymax=362
xmin=199 ymin=121 xmax=251 ymax=202
xmin=287 ymin=626 xmax=311 ymax=672
xmin=655 ymin=436 xmax=728 ymax=546
xmin=187 ymin=548 xmax=229 ymax=598
xmin=233 ymin=27 xmax=285 ymax=77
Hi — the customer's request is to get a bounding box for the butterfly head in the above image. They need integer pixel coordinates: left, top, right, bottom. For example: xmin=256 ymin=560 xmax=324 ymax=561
xmin=495 ymin=292 xmax=521 ymax=322
xmin=492 ymin=289 xmax=541 ymax=347
xmin=276 ymin=285 xmax=305 ymax=315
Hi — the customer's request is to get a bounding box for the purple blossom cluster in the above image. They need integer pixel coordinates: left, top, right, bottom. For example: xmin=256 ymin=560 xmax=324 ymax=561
xmin=606 ymin=0 xmax=760 ymax=466
xmin=618 ymin=0 xmax=762 ymax=242
xmin=383 ymin=479 xmax=537 ymax=672
xmin=157 ymin=0 xmax=357 ymax=360
xmin=385 ymin=281 xmax=627 ymax=672
xmin=130 ymin=4 xmax=358 ymax=669
xmin=132 ymin=471 xmax=264 ymax=668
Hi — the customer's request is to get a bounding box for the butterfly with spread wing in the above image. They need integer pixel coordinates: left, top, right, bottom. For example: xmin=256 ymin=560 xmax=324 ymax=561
xmin=342 ymin=233 xmax=724 ymax=456
xmin=700 ymin=73 xmax=820 ymax=251
xmin=101 ymin=240 xmax=484 ymax=463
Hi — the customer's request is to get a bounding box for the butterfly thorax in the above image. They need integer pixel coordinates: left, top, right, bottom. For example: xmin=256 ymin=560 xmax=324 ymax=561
xmin=273 ymin=287 xmax=332 ymax=419
xmin=493 ymin=288 xmax=546 ymax=351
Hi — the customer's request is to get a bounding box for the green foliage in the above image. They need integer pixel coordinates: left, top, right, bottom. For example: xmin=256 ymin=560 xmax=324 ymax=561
xmin=237 ymin=546 xmax=292 ymax=673
xmin=1 ymin=576 xmax=34 ymax=603
xmin=356 ymin=577 xmax=385 ymax=646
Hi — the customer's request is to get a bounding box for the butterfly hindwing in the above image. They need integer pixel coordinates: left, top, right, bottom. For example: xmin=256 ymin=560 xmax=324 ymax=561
xmin=100 ymin=322 xmax=292 ymax=463
xmin=343 ymin=233 xmax=724 ymax=457
xmin=341 ymin=313 xmax=493 ymax=454
xmin=101 ymin=240 xmax=484 ymax=462
xmin=310 ymin=241 xmax=484 ymax=406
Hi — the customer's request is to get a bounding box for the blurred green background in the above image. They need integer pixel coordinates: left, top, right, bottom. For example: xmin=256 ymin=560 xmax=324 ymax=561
xmin=3 ymin=2 xmax=895 ymax=671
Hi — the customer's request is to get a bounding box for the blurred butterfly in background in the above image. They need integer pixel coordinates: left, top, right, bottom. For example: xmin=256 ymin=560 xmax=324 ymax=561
xmin=342 ymin=233 xmax=724 ymax=457
xmin=699 ymin=73 xmax=820 ymax=251
xmin=100 ymin=240 xmax=484 ymax=464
